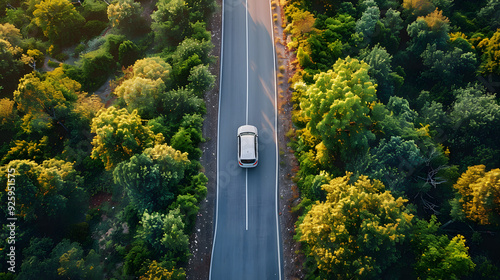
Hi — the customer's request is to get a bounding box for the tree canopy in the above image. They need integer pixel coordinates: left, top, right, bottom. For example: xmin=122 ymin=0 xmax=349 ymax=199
xmin=32 ymin=0 xmax=85 ymax=46
xmin=90 ymin=106 xmax=156 ymax=170
xmin=451 ymin=165 xmax=500 ymax=225
xmin=0 ymin=159 xmax=85 ymax=223
xmin=297 ymin=172 xmax=413 ymax=278
xmin=113 ymin=143 xmax=190 ymax=213
xmin=296 ymin=56 xmax=381 ymax=164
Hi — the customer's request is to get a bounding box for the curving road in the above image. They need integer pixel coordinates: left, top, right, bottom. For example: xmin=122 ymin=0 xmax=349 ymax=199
xmin=209 ymin=0 xmax=282 ymax=278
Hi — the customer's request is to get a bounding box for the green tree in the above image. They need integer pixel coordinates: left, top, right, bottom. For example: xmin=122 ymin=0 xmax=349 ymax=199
xmin=168 ymin=37 xmax=215 ymax=68
xmin=359 ymin=44 xmax=403 ymax=102
xmin=151 ymin=0 xmax=190 ymax=47
xmin=18 ymin=238 xmax=59 ymax=280
xmin=18 ymin=239 xmax=102 ymax=280
xmin=123 ymin=240 xmax=152 ymax=277
xmin=296 ymin=172 xmax=413 ymax=278
xmin=107 ymin=0 xmax=143 ymax=32
xmin=296 ymin=56 xmax=380 ymax=164
xmin=0 ymin=38 xmax=24 ymax=95
xmin=187 ymin=64 xmax=215 ymax=96
xmin=478 ymin=0 xmax=500 ymax=29
xmin=173 ymin=53 xmax=202 ymax=87
xmin=81 ymin=0 xmax=108 ymax=22
xmin=371 ymin=9 xmax=403 ymax=54
xmin=78 ymin=48 xmax=115 ymax=91
xmin=407 ymin=9 xmax=450 ymax=55
xmin=169 ymin=194 xmax=199 ymax=231
xmin=447 ymin=84 xmax=500 ymax=168
xmin=113 ymin=143 xmax=190 ymax=213
xmin=381 ymin=8 xmax=403 ymax=36
xmin=306 ymin=13 xmax=359 ymax=72
xmin=4 ymin=7 xmax=30 ymax=31
xmin=412 ymin=216 xmax=475 ymax=279
xmin=114 ymin=76 xmax=167 ymax=119
xmin=451 ymin=165 xmax=500 ymax=225
xmin=363 ymin=136 xmax=426 ymax=193
xmin=183 ymin=172 xmax=208 ymax=202
xmin=421 ymin=44 xmax=477 ymax=90
xmin=190 ymin=21 xmax=211 ymax=42
xmin=32 ymin=0 xmax=85 ymax=46
xmin=90 ymin=106 xmax=155 ymax=170
xmin=103 ymin=34 xmax=126 ymax=60
xmin=162 ymin=87 xmax=206 ymax=126
xmin=0 ymin=159 xmax=85 ymax=223
xmin=171 ymin=127 xmax=200 ymax=159
xmin=119 ymin=40 xmax=140 ymax=67
xmin=185 ymin=0 xmax=216 ymax=23
xmin=419 ymin=98 xmax=449 ymax=134
xmin=355 ymin=1 xmax=380 ymax=45
xmin=169 ymin=113 xmax=204 ymax=160
xmin=297 ymin=171 xmax=331 ymax=202
xmin=137 ymin=208 xmax=190 ymax=262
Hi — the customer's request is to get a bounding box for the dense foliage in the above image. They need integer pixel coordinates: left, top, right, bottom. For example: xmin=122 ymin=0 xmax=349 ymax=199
xmin=285 ymin=0 xmax=500 ymax=278
xmin=0 ymin=0 xmax=216 ymax=277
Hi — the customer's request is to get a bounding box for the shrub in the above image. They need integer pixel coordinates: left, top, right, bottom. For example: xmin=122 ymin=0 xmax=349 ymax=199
xmin=118 ymin=40 xmax=140 ymax=67
xmin=80 ymin=49 xmax=115 ymax=91
xmin=83 ymin=20 xmax=108 ymax=39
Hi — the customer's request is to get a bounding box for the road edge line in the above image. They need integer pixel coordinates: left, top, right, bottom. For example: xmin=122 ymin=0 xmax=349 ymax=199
xmin=268 ymin=0 xmax=282 ymax=279
xmin=209 ymin=0 xmax=225 ymax=278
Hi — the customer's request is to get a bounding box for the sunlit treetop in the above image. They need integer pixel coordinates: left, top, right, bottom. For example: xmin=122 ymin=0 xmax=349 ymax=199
xmin=297 ymin=172 xmax=413 ymax=278
xmin=296 ymin=56 xmax=381 ymax=164
xmin=403 ymin=0 xmax=435 ymax=16
xmin=0 ymin=98 xmax=15 ymax=125
xmin=32 ymin=0 xmax=85 ymax=46
xmin=452 ymin=165 xmax=500 ymax=225
xmin=133 ymin=57 xmax=173 ymax=85
xmin=90 ymin=106 xmax=156 ymax=170
xmin=477 ymin=29 xmax=500 ymax=75
xmin=418 ymin=8 xmax=450 ymax=32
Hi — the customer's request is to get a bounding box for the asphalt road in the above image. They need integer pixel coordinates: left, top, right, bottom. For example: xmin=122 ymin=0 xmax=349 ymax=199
xmin=209 ymin=0 xmax=282 ymax=278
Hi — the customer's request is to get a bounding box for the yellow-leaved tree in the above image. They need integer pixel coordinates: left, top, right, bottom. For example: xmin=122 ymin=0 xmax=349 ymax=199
xmin=140 ymin=261 xmax=176 ymax=280
xmin=90 ymin=106 xmax=156 ymax=170
xmin=477 ymin=29 xmax=500 ymax=75
xmin=32 ymin=0 xmax=85 ymax=46
xmin=451 ymin=165 xmax=500 ymax=225
xmin=296 ymin=172 xmax=414 ymax=279
xmin=114 ymin=57 xmax=173 ymax=118
xmin=402 ymin=0 xmax=435 ymax=16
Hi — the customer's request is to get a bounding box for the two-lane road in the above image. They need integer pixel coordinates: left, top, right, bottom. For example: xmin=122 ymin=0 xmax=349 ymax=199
xmin=209 ymin=0 xmax=282 ymax=278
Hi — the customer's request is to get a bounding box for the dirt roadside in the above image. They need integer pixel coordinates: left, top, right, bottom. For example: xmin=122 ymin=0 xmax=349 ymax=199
xmin=185 ymin=0 xmax=305 ymax=279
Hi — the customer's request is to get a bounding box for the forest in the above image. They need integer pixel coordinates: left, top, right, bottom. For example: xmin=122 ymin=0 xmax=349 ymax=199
xmin=283 ymin=0 xmax=500 ymax=279
xmin=0 ymin=0 xmax=216 ymax=278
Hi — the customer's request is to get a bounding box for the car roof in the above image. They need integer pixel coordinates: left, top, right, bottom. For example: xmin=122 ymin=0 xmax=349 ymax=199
xmin=238 ymin=125 xmax=258 ymax=135
xmin=240 ymin=134 xmax=256 ymax=159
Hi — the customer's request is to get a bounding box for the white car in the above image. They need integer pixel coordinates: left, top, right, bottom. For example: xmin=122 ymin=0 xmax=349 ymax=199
xmin=237 ymin=125 xmax=258 ymax=168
